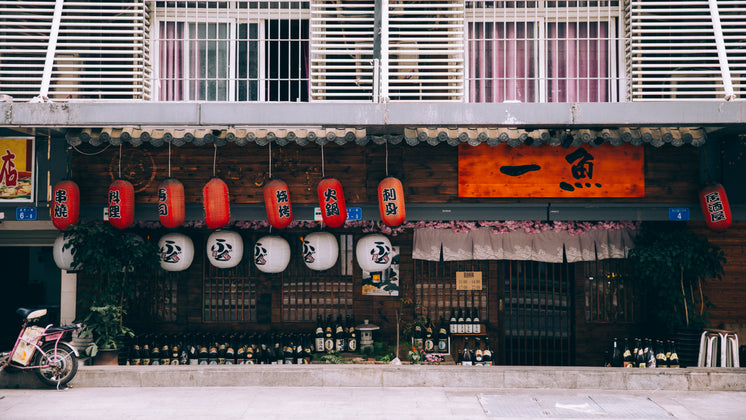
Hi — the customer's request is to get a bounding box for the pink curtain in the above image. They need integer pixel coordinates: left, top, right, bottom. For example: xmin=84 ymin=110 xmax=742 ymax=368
xmin=469 ymin=22 xmax=536 ymax=103
xmin=547 ymin=22 xmax=608 ymax=102
xmin=159 ymin=22 xmax=184 ymax=101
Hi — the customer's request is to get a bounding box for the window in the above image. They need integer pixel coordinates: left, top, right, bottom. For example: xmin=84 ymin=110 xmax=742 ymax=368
xmin=155 ymin=1 xmax=309 ymax=101
xmin=466 ymin=1 xmax=621 ymax=103
xmin=203 ymin=258 xmax=257 ymax=322
xmin=413 ymin=260 xmax=489 ymax=323
xmin=584 ymin=259 xmax=639 ymax=324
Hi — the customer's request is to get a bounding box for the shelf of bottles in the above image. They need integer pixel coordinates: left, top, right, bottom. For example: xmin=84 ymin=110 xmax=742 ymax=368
xmin=123 ymin=314 xmax=361 ymax=366
xmin=410 ymin=307 xmax=494 ymax=366
xmin=604 ymin=337 xmax=681 ymax=368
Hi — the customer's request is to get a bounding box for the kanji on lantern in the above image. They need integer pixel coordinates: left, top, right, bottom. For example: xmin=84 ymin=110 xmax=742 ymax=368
xmin=264 ymin=178 xmax=293 ymax=229
xmin=51 ymin=179 xmax=80 ymax=231
xmin=378 ymin=176 xmax=406 ymax=227
xmin=158 ymin=177 xmax=185 ymax=229
xmin=317 ymin=177 xmax=347 ymax=228
xmin=108 ymin=179 xmax=135 ymax=229
xmin=699 ymin=183 xmax=732 ymax=232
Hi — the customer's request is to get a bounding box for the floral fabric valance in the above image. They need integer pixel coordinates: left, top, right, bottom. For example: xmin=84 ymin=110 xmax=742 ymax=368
xmin=413 ymin=226 xmax=637 ymax=263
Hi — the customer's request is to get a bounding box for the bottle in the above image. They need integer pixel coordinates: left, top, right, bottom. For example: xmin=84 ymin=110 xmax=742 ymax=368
xmin=413 ymin=321 xmax=424 ymax=350
xmin=665 ymin=340 xmax=672 ymax=367
xmin=347 ymin=315 xmax=358 ymax=353
xmin=449 ymin=308 xmax=457 ymax=335
xmin=457 ymin=308 xmax=465 ymax=334
xmin=424 ymin=317 xmax=435 ymax=353
xmin=655 ymin=340 xmax=667 ymax=368
xmin=461 ymin=338 xmax=473 ymax=366
xmin=245 ymin=341 xmax=255 ymax=365
xmin=472 ymin=309 xmax=481 ymax=334
xmin=283 ymin=337 xmax=294 ymax=364
xmin=303 ymin=334 xmax=313 ymax=364
xmin=668 ymin=341 xmax=680 ymax=368
xmin=483 ymin=338 xmax=493 ymax=366
xmin=474 ymin=337 xmax=483 ymax=366
xmin=645 ymin=338 xmax=656 ymax=368
xmin=295 ymin=335 xmax=305 ymax=364
xmin=197 ymin=342 xmax=207 ymax=365
xmin=438 ymin=316 xmax=449 ymax=354
xmin=610 ymin=338 xmax=622 ymax=367
xmin=324 ymin=316 xmax=335 ymax=353
xmin=635 ymin=338 xmax=645 ymax=368
xmin=623 ymin=338 xmax=633 ymax=368
xmin=315 ymin=315 xmax=325 ymax=353
xmin=464 ymin=309 xmax=473 ymax=334
xmin=335 ymin=315 xmax=347 ymax=352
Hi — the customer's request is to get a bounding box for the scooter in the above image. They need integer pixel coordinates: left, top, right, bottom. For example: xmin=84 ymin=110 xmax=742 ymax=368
xmin=0 ymin=307 xmax=82 ymax=388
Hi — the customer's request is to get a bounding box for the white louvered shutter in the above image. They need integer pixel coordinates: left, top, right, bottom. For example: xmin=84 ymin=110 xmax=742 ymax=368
xmin=311 ymin=0 xmax=376 ymax=101
xmin=385 ymin=0 xmax=464 ymax=102
xmin=0 ymin=0 xmax=149 ymax=102
xmin=629 ymin=0 xmax=746 ymax=101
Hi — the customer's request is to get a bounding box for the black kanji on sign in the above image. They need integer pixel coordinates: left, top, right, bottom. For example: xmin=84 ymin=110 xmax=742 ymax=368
xmin=109 ymin=205 xmax=121 ymax=219
xmin=325 ymin=201 xmax=340 ymax=216
xmin=54 ymin=204 xmax=68 ymax=218
xmin=705 ymin=191 xmax=721 ymax=203
xmin=565 ymin=148 xmax=595 ymax=180
xmin=323 ymin=188 xmax=337 ymax=203
xmin=275 ymin=190 xmax=289 ymax=203
xmin=158 ymin=188 xmax=168 ymax=202
xmin=158 ymin=203 xmax=168 ymax=216
xmin=385 ymin=202 xmax=399 ymax=216
xmin=109 ymin=190 xmax=121 ymax=204
xmin=54 ymin=189 xmax=68 ymax=203
xmin=278 ymin=204 xmax=291 ymax=218
xmin=382 ymin=188 xmax=397 ymax=202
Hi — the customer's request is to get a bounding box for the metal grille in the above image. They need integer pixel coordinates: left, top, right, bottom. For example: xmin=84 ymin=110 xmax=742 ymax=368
xmin=134 ymin=270 xmax=180 ymax=323
xmin=310 ymin=0 xmax=376 ymax=101
xmin=503 ymin=260 xmax=572 ymax=366
xmin=281 ymin=233 xmax=354 ymax=321
xmin=153 ymin=0 xmax=310 ymax=101
xmin=0 ymin=0 xmax=150 ymax=101
xmin=628 ymin=0 xmax=746 ymax=101
xmin=583 ymin=258 xmax=639 ymax=324
xmin=413 ymin=260 xmax=489 ymax=325
xmin=465 ymin=0 xmax=622 ymax=103
xmin=203 ymin=255 xmax=257 ymax=322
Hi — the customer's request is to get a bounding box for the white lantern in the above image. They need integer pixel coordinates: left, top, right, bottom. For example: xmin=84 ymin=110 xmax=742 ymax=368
xmin=53 ymin=234 xmax=77 ymax=271
xmin=303 ymin=232 xmax=338 ymax=271
xmin=158 ymin=233 xmax=194 ymax=272
xmin=356 ymin=234 xmax=392 ymax=272
xmin=254 ymin=235 xmax=291 ymax=273
xmin=207 ymin=230 xmax=243 ymax=269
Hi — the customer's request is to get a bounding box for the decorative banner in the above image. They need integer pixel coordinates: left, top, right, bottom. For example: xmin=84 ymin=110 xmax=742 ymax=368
xmin=51 ymin=180 xmax=80 ymax=231
xmin=362 ymin=246 xmax=399 ymax=296
xmin=158 ymin=233 xmax=194 ymax=272
xmin=0 ymin=137 xmax=34 ymax=202
xmin=158 ymin=177 xmax=185 ymax=229
xmin=317 ymin=177 xmax=347 ymax=228
xmin=207 ymin=229 xmax=243 ymax=269
xmin=458 ymin=143 xmax=645 ymax=198
xmin=699 ymin=183 xmax=732 ymax=232
xmin=378 ymin=176 xmax=406 ymax=227
xmin=108 ymin=179 xmax=135 ymax=229
xmin=302 ymin=232 xmax=339 ymax=271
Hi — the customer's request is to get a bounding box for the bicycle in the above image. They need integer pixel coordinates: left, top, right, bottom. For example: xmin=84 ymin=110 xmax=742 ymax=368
xmin=0 ymin=307 xmax=82 ymax=389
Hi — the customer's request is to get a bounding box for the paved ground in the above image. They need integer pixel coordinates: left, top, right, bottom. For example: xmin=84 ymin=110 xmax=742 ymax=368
xmin=1 ymin=386 xmax=745 ymax=420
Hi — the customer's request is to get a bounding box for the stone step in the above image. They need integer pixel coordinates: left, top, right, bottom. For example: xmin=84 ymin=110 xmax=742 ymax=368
xmin=2 ymin=364 xmax=745 ymax=390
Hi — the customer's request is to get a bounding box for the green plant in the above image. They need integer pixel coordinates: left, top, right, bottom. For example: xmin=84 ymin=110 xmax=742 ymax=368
xmin=79 ymin=305 xmax=135 ymax=356
xmin=627 ymin=222 xmax=725 ymax=333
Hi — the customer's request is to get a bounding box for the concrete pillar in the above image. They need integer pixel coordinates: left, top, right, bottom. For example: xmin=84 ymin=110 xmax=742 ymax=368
xmin=60 ymin=271 xmax=77 ymax=324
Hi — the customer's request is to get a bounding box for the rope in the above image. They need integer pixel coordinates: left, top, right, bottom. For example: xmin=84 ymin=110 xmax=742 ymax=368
xmin=71 ymin=143 xmax=110 ymax=156
xmin=321 ymin=143 xmax=325 ymax=177
xmin=385 ymin=141 xmax=389 ymax=177
xmin=269 ymin=142 xmax=272 ymax=179
xmin=168 ymin=140 xmax=172 ymax=178
xmin=118 ymin=144 xmax=122 ymax=178
xmin=212 ymin=144 xmax=217 ymax=177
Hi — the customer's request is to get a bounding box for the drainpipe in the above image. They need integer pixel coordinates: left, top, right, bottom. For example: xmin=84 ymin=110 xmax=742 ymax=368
xmin=708 ymin=0 xmax=737 ymax=101
xmin=378 ymin=0 xmax=389 ymax=102
xmin=35 ymin=0 xmax=65 ymax=102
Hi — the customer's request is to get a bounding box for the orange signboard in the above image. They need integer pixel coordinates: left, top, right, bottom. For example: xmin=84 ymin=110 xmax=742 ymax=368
xmin=0 ymin=137 xmax=35 ymax=202
xmin=458 ymin=143 xmax=644 ymax=198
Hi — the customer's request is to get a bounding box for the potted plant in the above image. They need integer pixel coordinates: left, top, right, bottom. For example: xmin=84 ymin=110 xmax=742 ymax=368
xmin=63 ymin=222 xmax=160 ymax=364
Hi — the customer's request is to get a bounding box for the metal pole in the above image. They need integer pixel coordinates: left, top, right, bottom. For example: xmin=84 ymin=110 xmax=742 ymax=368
xmin=707 ymin=0 xmax=736 ymax=101
xmin=38 ymin=0 xmax=65 ymax=100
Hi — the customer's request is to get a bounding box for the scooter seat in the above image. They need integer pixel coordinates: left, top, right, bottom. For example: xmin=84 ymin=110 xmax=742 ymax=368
xmin=16 ymin=307 xmax=47 ymax=320
xmin=45 ymin=324 xmax=81 ymax=333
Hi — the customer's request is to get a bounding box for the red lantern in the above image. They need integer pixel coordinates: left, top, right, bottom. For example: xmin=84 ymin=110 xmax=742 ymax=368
xmin=378 ymin=176 xmax=406 ymax=227
xmin=108 ymin=179 xmax=135 ymax=229
xmin=51 ymin=179 xmax=80 ymax=231
xmin=317 ymin=177 xmax=347 ymax=228
xmin=203 ymin=177 xmax=230 ymax=229
xmin=158 ymin=178 xmax=185 ymax=228
xmin=264 ymin=178 xmax=293 ymax=229
xmin=699 ymin=183 xmax=732 ymax=232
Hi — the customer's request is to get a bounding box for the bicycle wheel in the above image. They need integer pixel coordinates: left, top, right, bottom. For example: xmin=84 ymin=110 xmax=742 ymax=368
xmin=33 ymin=343 xmax=78 ymax=387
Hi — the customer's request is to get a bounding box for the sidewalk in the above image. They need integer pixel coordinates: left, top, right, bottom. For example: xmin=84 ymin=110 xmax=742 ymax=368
xmin=2 ymin=386 xmax=746 ymax=420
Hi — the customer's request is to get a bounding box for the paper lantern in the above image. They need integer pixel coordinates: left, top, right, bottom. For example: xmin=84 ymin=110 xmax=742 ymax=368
xmin=699 ymin=183 xmax=732 ymax=232
xmin=203 ymin=177 xmax=230 ymax=229
xmin=51 ymin=179 xmax=80 ymax=231
xmin=254 ymin=235 xmax=291 ymax=273
xmin=207 ymin=230 xmax=244 ymax=269
xmin=378 ymin=176 xmax=406 ymax=227
xmin=158 ymin=178 xmax=185 ymax=229
xmin=53 ymin=234 xmax=77 ymax=271
xmin=108 ymin=179 xmax=135 ymax=229
xmin=264 ymin=179 xmax=293 ymax=229
xmin=317 ymin=177 xmax=347 ymax=228
xmin=158 ymin=233 xmax=194 ymax=272
xmin=356 ymin=234 xmax=392 ymax=272
xmin=303 ymin=232 xmax=339 ymax=271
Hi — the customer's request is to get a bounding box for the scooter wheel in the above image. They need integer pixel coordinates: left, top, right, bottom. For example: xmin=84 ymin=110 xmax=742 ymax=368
xmin=33 ymin=344 xmax=78 ymax=387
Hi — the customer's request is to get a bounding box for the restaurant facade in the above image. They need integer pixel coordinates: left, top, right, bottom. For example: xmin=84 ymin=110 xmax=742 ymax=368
xmin=1 ymin=0 xmax=745 ymax=366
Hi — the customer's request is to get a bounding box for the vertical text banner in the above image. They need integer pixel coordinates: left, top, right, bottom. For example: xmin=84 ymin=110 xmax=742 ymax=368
xmin=0 ymin=137 xmax=35 ymax=202
xmin=458 ymin=143 xmax=644 ymax=198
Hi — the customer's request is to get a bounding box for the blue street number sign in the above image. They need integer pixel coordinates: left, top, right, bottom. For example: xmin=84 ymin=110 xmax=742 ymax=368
xmin=669 ymin=207 xmax=689 ymax=221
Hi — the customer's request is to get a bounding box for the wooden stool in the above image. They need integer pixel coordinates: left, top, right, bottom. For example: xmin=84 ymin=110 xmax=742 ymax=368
xmin=698 ymin=329 xmax=740 ymax=367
